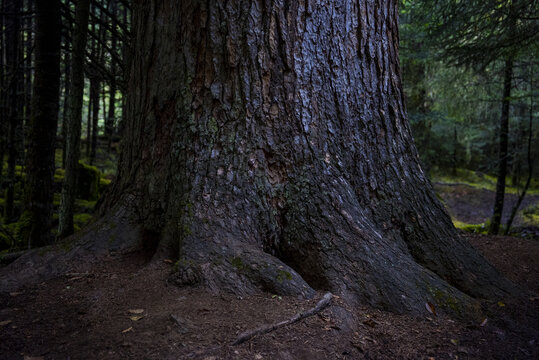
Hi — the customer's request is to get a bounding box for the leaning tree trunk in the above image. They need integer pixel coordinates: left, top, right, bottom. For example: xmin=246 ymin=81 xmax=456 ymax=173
xmin=102 ymin=0 xmax=515 ymax=315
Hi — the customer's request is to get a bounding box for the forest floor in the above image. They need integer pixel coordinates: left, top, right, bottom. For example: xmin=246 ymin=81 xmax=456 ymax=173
xmin=0 ymin=184 xmax=538 ymax=360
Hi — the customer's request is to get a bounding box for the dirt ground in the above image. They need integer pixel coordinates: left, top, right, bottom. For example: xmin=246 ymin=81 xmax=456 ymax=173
xmin=433 ymin=182 xmax=539 ymax=229
xmin=0 ymin=185 xmax=538 ymax=359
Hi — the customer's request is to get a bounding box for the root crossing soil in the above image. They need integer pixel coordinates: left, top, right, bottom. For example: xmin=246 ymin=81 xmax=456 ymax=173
xmin=0 ymin=233 xmax=537 ymax=359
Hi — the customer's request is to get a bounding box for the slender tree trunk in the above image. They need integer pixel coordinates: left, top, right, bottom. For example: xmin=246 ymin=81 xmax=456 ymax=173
xmin=89 ymin=77 xmax=100 ymax=165
xmin=23 ymin=0 xmax=61 ymax=247
xmin=58 ymin=0 xmax=91 ymax=239
xmin=86 ymin=15 xmax=96 ymax=159
xmin=107 ymin=78 xmax=116 ymax=147
xmin=3 ymin=0 xmax=22 ymax=223
xmin=452 ymin=125 xmax=458 ymax=176
xmin=0 ymin=0 xmax=6 ymax=183
xmin=98 ymin=0 xmax=515 ymax=315
xmin=504 ymin=62 xmax=534 ymax=235
xmin=86 ymin=86 xmax=92 ymax=158
xmin=489 ymin=58 xmax=513 ymax=235
xmin=62 ymin=52 xmax=71 ymax=169
xmin=106 ymin=0 xmax=118 ymax=148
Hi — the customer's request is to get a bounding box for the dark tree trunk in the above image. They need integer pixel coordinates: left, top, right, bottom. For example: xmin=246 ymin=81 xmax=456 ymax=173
xmin=58 ymin=0 xmax=91 ymax=238
xmin=100 ymin=0 xmax=515 ymax=315
xmin=23 ymin=0 xmax=61 ymax=247
xmin=86 ymin=87 xmax=92 ymax=158
xmin=504 ymin=63 xmax=534 ymax=235
xmin=452 ymin=125 xmax=458 ymax=176
xmin=61 ymin=52 xmax=71 ymax=169
xmin=489 ymin=58 xmax=513 ymax=235
xmin=89 ymin=75 xmax=100 ymax=165
xmin=105 ymin=0 xmax=118 ymax=148
xmin=0 ymin=0 xmax=6 ymax=183
xmin=3 ymin=0 xmax=22 ymax=223
xmin=86 ymin=16 xmax=96 ymax=159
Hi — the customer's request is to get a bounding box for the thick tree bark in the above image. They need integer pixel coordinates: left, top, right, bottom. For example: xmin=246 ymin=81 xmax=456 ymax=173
xmin=489 ymin=58 xmax=513 ymax=235
xmin=23 ymin=0 xmax=61 ymax=247
xmin=99 ymin=0 xmax=515 ymax=314
xmin=58 ymin=0 xmax=91 ymax=239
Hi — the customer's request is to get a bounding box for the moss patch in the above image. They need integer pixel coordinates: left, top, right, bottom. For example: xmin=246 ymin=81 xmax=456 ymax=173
xmin=432 ymin=168 xmax=539 ymax=195
xmin=452 ymin=219 xmax=488 ymax=234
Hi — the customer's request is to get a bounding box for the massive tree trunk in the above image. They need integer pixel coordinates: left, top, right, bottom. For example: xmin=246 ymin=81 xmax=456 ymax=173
xmin=100 ymin=0 xmax=515 ymax=314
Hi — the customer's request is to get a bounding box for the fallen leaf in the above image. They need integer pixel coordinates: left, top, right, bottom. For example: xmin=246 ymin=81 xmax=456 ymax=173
xmin=164 ymin=259 xmax=174 ymax=264
xmin=480 ymin=318 xmax=488 ymax=327
xmin=0 ymin=320 xmax=12 ymax=326
xmin=130 ymin=315 xmax=144 ymax=321
xmin=497 ymin=301 xmax=505 ymax=307
xmin=122 ymin=327 xmax=133 ymax=333
xmin=128 ymin=309 xmax=144 ymax=314
xmin=9 ymin=292 xmax=21 ymax=297
xmin=450 ymin=339 xmax=459 ymax=346
xmin=363 ymin=318 xmax=377 ymax=327
xmin=425 ymin=302 xmax=437 ymax=316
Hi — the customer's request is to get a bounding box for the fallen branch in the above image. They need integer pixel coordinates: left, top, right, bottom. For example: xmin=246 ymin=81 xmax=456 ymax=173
xmin=232 ymin=292 xmax=333 ymax=345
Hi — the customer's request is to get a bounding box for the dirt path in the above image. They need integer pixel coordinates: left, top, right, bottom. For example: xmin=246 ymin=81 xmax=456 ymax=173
xmin=0 ymin=233 xmax=537 ymax=360
xmin=434 ymin=183 xmax=539 ymax=235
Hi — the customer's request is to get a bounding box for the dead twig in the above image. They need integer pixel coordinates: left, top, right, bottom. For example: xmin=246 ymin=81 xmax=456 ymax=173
xmin=232 ymin=292 xmax=333 ymax=345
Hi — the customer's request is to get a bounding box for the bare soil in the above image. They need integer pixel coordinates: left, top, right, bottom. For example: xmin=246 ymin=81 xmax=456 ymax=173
xmin=433 ymin=182 xmax=539 ymax=230
xmin=0 ymin=184 xmax=538 ymax=359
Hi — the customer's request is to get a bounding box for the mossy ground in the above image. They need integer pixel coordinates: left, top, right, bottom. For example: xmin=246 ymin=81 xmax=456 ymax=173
xmin=434 ymin=168 xmax=539 ymax=236
xmin=431 ymin=168 xmax=539 ymax=196
xmin=0 ymin=146 xmax=115 ymax=251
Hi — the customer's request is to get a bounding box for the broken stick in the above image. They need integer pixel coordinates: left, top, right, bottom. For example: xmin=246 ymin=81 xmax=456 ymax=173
xmin=232 ymin=292 xmax=333 ymax=345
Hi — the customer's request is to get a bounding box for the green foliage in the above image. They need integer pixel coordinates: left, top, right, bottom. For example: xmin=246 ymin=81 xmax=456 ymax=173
xmin=400 ymin=1 xmax=538 ymax=178
xmin=522 ymin=204 xmax=539 ymax=227
xmin=412 ymin=0 xmax=538 ymax=68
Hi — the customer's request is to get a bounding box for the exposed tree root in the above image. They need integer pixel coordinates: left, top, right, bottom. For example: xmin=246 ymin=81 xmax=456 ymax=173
xmin=232 ymin=292 xmax=334 ymax=346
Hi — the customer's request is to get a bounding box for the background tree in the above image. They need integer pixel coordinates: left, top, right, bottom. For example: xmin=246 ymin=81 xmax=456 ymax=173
xmin=22 ymin=0 xmax=62 ymax=247
xmin=412 ymin=0 xmax=539 ymax=234
xmin=3 ymin=0 xmax=23 ymax=223
xmin=58 ymin=0 xmax=91 ymax=239
xmin=96 ymin=0 xmax=514 ymax=314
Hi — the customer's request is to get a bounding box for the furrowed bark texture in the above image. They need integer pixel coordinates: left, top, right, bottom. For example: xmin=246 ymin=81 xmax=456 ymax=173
xmin=104 ymin=0 xmax=515 ymax=314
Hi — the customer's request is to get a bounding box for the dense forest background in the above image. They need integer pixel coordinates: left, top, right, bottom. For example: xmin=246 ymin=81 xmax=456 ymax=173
xmin=0 ymin=0 xmax=537 ymax=253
